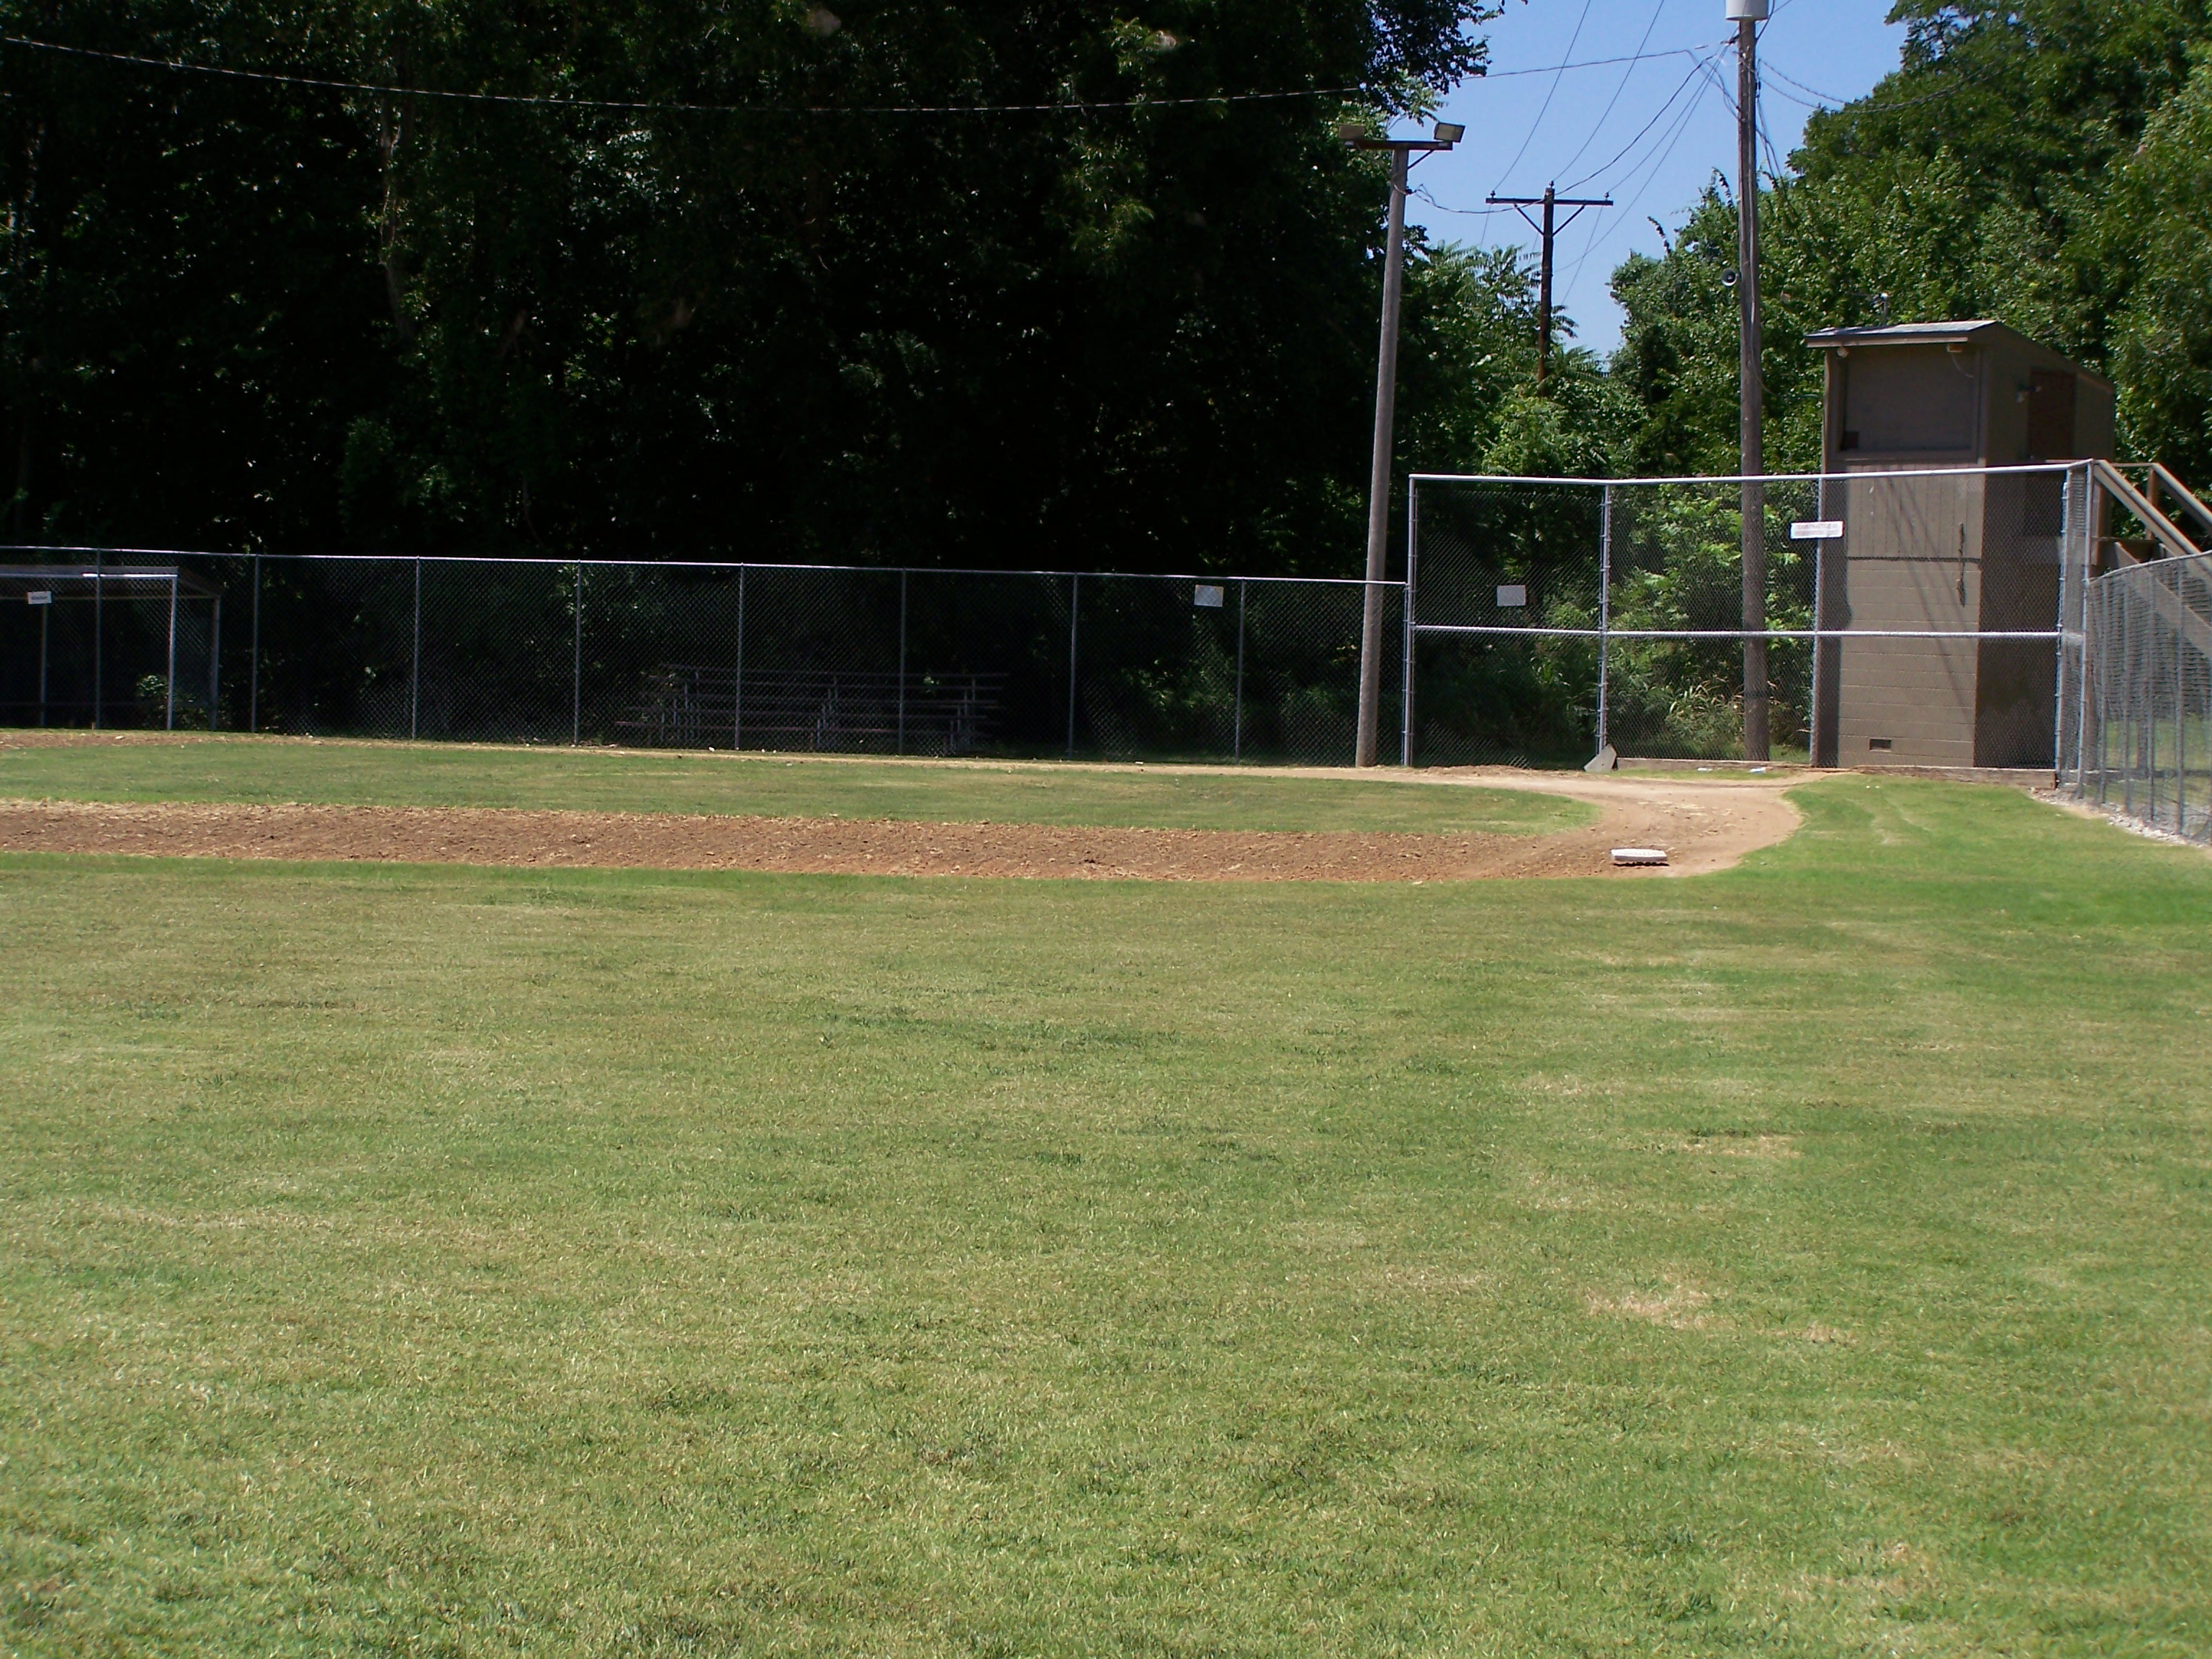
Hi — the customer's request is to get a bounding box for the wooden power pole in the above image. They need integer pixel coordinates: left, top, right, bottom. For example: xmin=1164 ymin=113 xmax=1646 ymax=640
xmin=1731 ymin=0 xmax=1769 ymax=761
xmin=1486 ymin=184 xmax=1611 ymax=383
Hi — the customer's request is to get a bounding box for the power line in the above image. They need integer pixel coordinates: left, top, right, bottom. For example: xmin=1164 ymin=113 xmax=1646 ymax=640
xmin=1560 ymin=45 xmax=1725 ymax=194
xmin=1550 ymin=0 xmax=1670 ymax=185
xmin=1762 ymin=60 xmax=1972 ymax=117
xmin=1 ymin=30 xmax=1732 ymax=119
xmin=1761 ymin=63 xmax=1851 ymax=105
xmin=0 ymin=32 xmax=1358 ymax=116
xmin=1475 ymin=45 xmax=1719 ymax=80
xmin=1411 ymin=37 xmax=1726 ymax=295
xmin=1560 ymin=67 xmax=1716 ymax=297
xmin=1488 ymin=0 xmax=1597 ymax=193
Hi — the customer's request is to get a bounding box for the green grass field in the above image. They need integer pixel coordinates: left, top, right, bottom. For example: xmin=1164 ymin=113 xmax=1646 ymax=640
xmin=4 ymin=751 xmax=2210 ymax=1655
xmin=0 ymin=739 xmax=1588 ymax=837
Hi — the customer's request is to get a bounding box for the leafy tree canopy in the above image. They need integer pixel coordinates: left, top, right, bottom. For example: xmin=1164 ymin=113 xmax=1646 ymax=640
xmin=1 ymin=0 xmax=1506 ymax=571
xmin=1610 ymin=0 xmax=2212 ymax=482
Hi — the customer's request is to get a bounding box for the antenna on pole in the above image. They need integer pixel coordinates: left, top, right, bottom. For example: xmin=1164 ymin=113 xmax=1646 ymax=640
xmin=1485 ymin=185 xmax=1611 ymax=384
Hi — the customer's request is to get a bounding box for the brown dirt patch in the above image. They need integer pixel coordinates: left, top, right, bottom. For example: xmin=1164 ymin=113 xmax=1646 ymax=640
xmin=0 ymin=770 xmax=1795 ymax=882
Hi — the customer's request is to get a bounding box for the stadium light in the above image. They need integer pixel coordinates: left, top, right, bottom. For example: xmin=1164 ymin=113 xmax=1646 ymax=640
xmin=1341 ymin=118 xmax=1461 ymax=765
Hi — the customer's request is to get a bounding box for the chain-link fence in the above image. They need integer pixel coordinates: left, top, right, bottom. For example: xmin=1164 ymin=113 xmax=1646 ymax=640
xmin=0 ymin=564 xmax=225 ymax=729
xmin=2074 ymin=549 xmax=2212 ymax=842
xmin=0 ymin=552 xmax=1400 ymax=767
xmin=1406 ymin=465 xmax=2089 ymax=768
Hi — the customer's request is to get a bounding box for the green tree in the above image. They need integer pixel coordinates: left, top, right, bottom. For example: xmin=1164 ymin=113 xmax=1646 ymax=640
xmin=1 ymin=1 xmax=1511 ymax=575
xmin=2099 ymin=50 xmax=2212 ymax=482
xmin=1609 ymin=0 xmax=2212 ymax=477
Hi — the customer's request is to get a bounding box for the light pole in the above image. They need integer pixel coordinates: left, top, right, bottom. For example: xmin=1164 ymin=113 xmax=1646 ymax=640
xmin=1730 ymin=0 xmax=1769 ymax=761
xmin=1342 ymin=119 xmax=1462 ymax=769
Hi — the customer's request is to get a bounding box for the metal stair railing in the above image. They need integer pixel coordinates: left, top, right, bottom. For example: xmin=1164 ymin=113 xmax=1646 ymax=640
xmin=2091 ymin=459 xmax=2203 ymax=562
xmin=2145 ymin=462 xmax=2212 ymax=544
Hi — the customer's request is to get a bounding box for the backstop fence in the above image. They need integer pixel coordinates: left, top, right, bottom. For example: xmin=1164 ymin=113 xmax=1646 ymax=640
xmin=7 ymin=462 xmax=2203 ymax=830
xmin=0 ymin=553 xmax=1400 ymax=767
xmin=1405 ymin=464 xmax=2092 ymax=770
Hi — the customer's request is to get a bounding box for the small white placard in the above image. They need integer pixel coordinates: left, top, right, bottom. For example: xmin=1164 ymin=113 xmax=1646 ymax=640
xmin=1496 ymin=583 xmax=1528 ymax=608
xmin=1193 ymin=583 xmax=1226 ymax=609
xmin=27 ymin=590 xmax=53 ymax=606
xmin=1791 ymin=519 xmax=1844 ymax=540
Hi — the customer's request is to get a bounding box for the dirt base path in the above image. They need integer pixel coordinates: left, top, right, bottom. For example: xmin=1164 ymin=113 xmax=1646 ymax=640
xmin=0 ymin=770 xmax=1797 ymax=881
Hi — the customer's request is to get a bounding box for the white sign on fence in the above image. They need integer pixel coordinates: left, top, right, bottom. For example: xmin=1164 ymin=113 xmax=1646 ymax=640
xmin=1496 ymin=584 xmax=1528 ymax=608
xmin=27 ymin=590 xmax=52 ymax=606
xmin=1791 ymin=520 xmax=1845 ymax=540
xmin=1193 ymin=583 xmax=1226 ymax=609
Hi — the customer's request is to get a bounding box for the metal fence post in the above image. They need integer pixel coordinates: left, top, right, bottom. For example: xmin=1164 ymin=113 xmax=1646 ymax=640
xmin=209 ymin=592 xmax=221 ymax=729
xmin=2053 ymin=469 xmax=2074 ymax=784
xmin=1596 ymin=482 xmax=1613 ymax=757
xmin=37 ymin=595 xmax=48 ymax=727
xmin=1809 ymin=537 xmax=1826 ymax=767
xmin=1401 ymin=481 xmax=1419 ymax=766
xmin=91 ymin=549 xmax=102 ymax=730
xmin=733 ymin=566 xmax=746 ymax=750
xmin=165 ymin=570 xmax=177 ymax=730
xmin=1066 ymin=572 xmax=1079 ymax=759
xmin=2172 ymin=569 xmax=2185 ymax=836
xmin=572 ymin=561 xmax=583 ymax=746
xmin=1234 ymin=578 xmax=1246 ymax=763
xmin=2120 ymin=569 xmax=2131 ymax=813
xmin=410 ymin=555 xmax=422 ymax=740
xmin=249 ymin=552 xmax=260 ymax=733
xmin=897 ymin=568 xmax=909 ymax=756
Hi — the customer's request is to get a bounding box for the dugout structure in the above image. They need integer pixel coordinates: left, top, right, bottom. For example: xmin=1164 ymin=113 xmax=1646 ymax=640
xmin=1804 ymin=321 xmax=2114 ymax=768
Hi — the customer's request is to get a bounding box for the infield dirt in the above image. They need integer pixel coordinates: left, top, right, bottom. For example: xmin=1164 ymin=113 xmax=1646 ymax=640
xmin=0 ymin=766 xmax=1795 ymax=880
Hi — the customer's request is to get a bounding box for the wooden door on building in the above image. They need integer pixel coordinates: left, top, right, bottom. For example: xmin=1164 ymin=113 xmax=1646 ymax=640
xmin=2027 ymin=370 xmax=2076 ymax=460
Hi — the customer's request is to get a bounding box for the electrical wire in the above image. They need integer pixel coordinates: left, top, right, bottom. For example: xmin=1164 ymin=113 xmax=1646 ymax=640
xmin=0 ymin=32 xmax=1357 ymax=116
xmin=1763 ymin=59 xmax=1971 ymax=117
xmin=1560 ymin=42 xmax=1723 ymax=194
xmin=1487 ymin=0 xmax=1597 ymax=192
xmin=1762 ymin=63 xmax=1853 ymax=106
xmin=1 ymin=30 xmax=1736 ymax=119
xmin=1411 ymin=30 xmax=1727 ymax=290
xmin=1549 ymin=0 xmax=1669 ymax=186
xmin=1473 ymin=45 xmax=1717 ymax=79
xmin=1561 ymin=67 xmax=1716 ymax=297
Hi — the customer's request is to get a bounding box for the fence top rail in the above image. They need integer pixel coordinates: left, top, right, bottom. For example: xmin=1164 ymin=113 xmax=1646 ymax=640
xmin=2095 ymin=546 xmax=2212 ymax=585
xmin=1408 ymin=462 xmax=2084 ymax=487
xmin=0 ymin=544 xmax=1403 ymax=590
xmin=0 ymin=564 xmax=218 ymax=592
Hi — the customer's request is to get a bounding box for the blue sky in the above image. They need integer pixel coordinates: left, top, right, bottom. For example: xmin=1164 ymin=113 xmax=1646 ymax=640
xmin=1398 ymin=0 xmax=1909 ymax=354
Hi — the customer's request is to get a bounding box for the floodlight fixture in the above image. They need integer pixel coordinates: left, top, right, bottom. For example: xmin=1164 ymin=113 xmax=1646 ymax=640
xmin=1433 ymin=122 xmax=1465 ymax=144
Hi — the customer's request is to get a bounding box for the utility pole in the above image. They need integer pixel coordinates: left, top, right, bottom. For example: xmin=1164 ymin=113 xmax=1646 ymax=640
xmin=1731 ymin=0 xmax=1769 ymax=760
xmin=1485 ymin=184 xmax=1610 ymax=383
xmin=1341 ymin=119 xmax=1462 ymax=768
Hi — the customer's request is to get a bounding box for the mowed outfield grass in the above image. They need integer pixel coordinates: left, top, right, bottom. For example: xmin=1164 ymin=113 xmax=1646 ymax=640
xmin=3 ymin=769 xmax=2211 ymax=1655
xmin=0 ymin=737 xmax=1589 ymax=836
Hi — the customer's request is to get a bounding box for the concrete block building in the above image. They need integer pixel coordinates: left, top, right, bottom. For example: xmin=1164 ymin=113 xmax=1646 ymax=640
xmin=1802 ymin=320 xmax=2114 ymax=768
